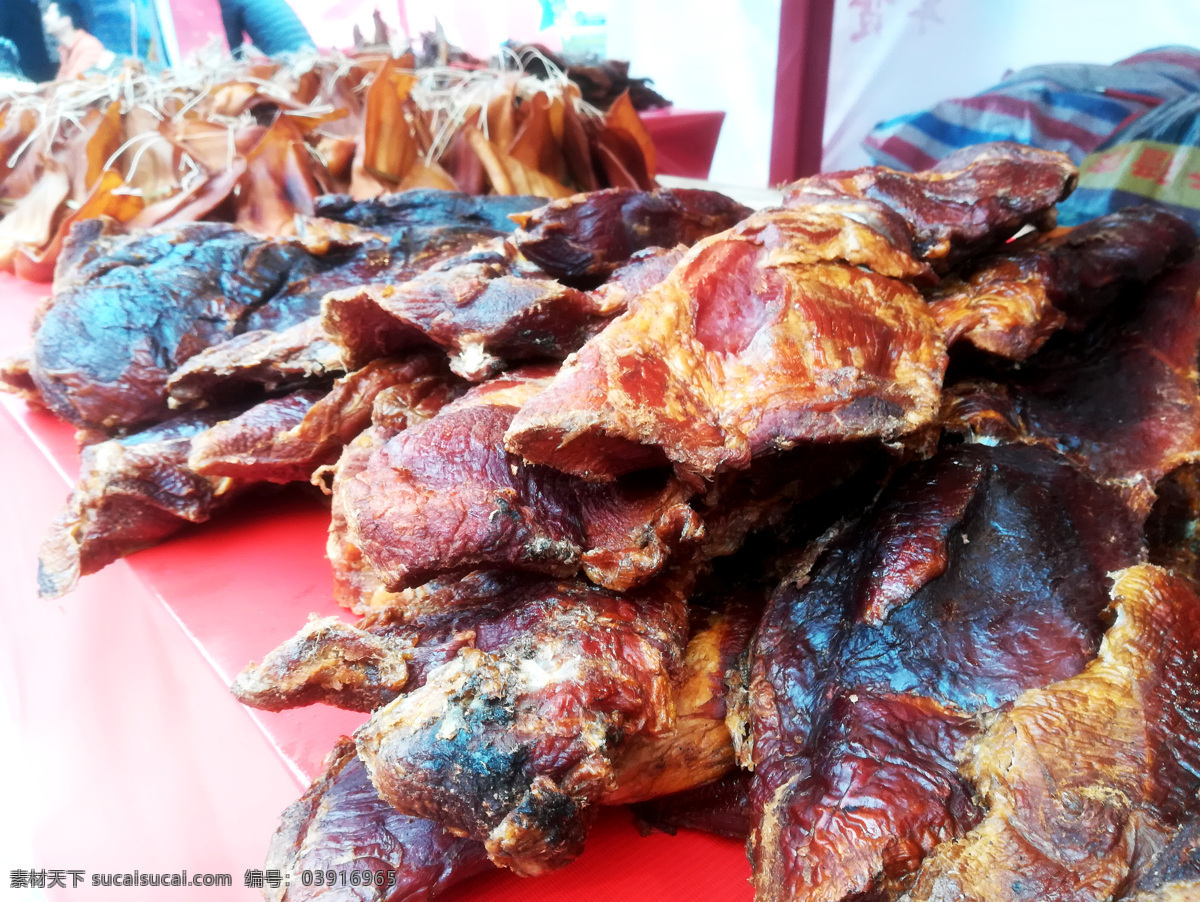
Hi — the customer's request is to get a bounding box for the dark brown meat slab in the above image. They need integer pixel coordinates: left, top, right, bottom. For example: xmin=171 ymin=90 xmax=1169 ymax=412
xmin=786 ymin=142 xmax=1077 ymax=269
xmin=0 ymin=351 xmax=44 ymax=407
xmin=37 ymin=409 xmax=249 ymax=598
xmin=233 ymin=571 xmax=548 ymax=712
xmin=1123 ymin=818 xmax=1200 ymax=901
xmin=341 ymin=368 xmax=701 ymax=593
xmin=313 ymin=189 xmax=545 ymax=238
xmin=319 ymin=238 xmax=607 ymax=382
xmin=907 ymin=565 xmax=1200 ymax=901
xmin=510 ymin=187 xmax=752 ymax=287
xmin=165 ymin=317 xmax=343 ymax=408
xmin=506 ymin=204 xmax=944 ymax=485
xmin=33 ymin=221 xmax=321 ymax=431
xmin=747 ymin=442 xmax=1145 ymax=902
xmin=631 ymin=770 xmax=752 ymax=841
xmin=254 ymin=592 xmax=757 ymax=898
xmin=31 ymin=210 xmax=507 ymax=432
xmin=355 ymin=567 xmax=693 ymax=875
xmin=942 ymin=258 xmax=1200 ymax=516
xmin=263 ymin=737 xmax=492 ymax=902
xmin=929 ymin=206 xmax=1195 ymax=360
xmin=323 ymin=423 xmax=401 ymax=614
xmin=1146 ymin=463 xmax=1200 ymax=587
xmin=188 ymin=355 xmax=459 ymax=485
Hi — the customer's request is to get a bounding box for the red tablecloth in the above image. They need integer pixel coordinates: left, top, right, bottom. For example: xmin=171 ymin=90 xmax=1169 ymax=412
xmin=0 ymin=274 xmax=754 ymax=900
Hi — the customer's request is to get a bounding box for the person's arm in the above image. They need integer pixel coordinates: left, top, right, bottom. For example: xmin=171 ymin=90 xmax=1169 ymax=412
xmin=219 ymin=0 xmax=245 ymax=56
xmin=239 ymin=0 xmax=313 ymax=55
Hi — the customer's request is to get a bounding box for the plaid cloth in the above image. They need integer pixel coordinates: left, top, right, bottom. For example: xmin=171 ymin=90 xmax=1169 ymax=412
xmin=863 ymin=46 xmax=1200 ymax=172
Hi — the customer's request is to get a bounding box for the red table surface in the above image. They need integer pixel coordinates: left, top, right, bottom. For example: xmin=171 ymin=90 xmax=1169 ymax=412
xmin=0 ymin=272 xmax=755 ymax=900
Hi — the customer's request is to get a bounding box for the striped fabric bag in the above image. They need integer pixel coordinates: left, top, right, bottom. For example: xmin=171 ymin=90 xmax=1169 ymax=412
xmin=863 ymin=46 xmax=1200 ymax=172
xmin=1057 ymin=90 xmax=1200 ymax=228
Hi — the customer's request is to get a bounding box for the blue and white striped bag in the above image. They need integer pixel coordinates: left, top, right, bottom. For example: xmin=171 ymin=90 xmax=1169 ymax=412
xmin=863 ymin=46 xmax=1200 ymax=172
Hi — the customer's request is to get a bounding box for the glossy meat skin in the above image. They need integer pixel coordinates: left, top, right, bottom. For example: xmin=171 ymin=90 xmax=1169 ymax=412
xmin=254 ymin=593 xmax=757 ymax=898
xmin=929 ymin=207 xmax=1194 ymax=360
xmin=31 ymin=213 xmax=505 ymax=432
xmin=234 ymin=571 xmax=557 ymax=712
xmin=37 ymin=409 xmax=248 ymax=598
xmin=320 ymin=238 xmax=609 ymax=381
xmin=907 ymin=565 xmax=1200 ymax=902
xmin=165 ymin=317 xmax=343 ymax=408
xmin=0 ymin=351 xmax=43 ymax=407
xmin=324 ymin=424 xmax=403 ymax=613
xmin=747 ymin=443 xmax=1145 ymax=902
xmin=1124 ymin=819 xmax=1200 ymax=901
xmin=585 ymin=245 xmax=687 ymax=317
xmin=188 ymin=355 xmax=458 ymax=484
xmin=313 ymin=189 xmax=545 ymax=238
xmin=342 ymin=368 xmax=701 ymax=592
xmin=264 ymin=737 xmax=492 ymax=902
xmin=355 ymin=567 xmax=693 ymax=875
xmin=505 ymin=205 xmax=945 ymax=485
xmin=787 ymin=142 xmax=1077 ymax=268
xmin=942 ymin=258 xmax=1200 ymax=516
xmin=236 ymin=568 xmax=756 ymax=809
xmin=605 ymin=591 xmax=760 ymax=805
xmin=510 ymin=188 xmax=752 ymax=286
xmin=631 ymin=770 xmax=752 ymax=840
xmin=1146 ymin=463 xmax=1200 ymax=587
xmin=33 ymin=221 xmax=320 ymax=430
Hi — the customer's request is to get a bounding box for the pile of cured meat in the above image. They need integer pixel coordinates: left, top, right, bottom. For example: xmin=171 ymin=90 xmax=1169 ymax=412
xmin=8 ymin=142 xmax=1200 ymax=901
xmin=0 ymin=52 xmax=656 ymax=280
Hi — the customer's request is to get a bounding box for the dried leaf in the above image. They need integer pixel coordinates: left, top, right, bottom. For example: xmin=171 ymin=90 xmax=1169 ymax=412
xmin=464 ymin=124 xmax=572 ymax=198
xmin=410 ymin=105 xmax=435 ymax=157
xmin=209 ymin=82 xmax=261 ymax=119
xmin=295 ymin=69 xmax=321 ymax=106
xmin=285 ymin=107 xmax=349 ymax=136
xmin=169 ymin=119 xmax=236 ymax=173
xmin=0 ymin=106 xmax=40 ymax=193
xmin=509 ymin=91 xmax=561 ymax=179
xmin=315 ymin=135 xmax=356 ymax=191
xmin=348 ymin=163 xmax=390 ymax=200
xmin=120 ymin=105 xmax=179 ymax=202
xmin=486 ymin=81 xmax=518 ymax=151
xmin=362 ymin=54 xmax=419 ymax=183
xmin=129 ymin=162 xmax=245 ymax=229
xmin=441 ymin=108 xmax=486 ymax=195
xmin=10 ymin=169 xmax=143 ymax=282
xmin=594 ymin=126 xmax=654 ymax=190
xmin=85 ymin=101 xmax=123 ymax=188
xmin=561 ymin=84 xmax=599 ymax=192
xmin=605 ymin=90 xmax=657 ymax=180
xmin=397 ymin=160 xmax=458 ymax=192
xmin=236 ymin=116 xmax=322 ymax=235
xmin=0 ymin=157 xmax=69 ymax=268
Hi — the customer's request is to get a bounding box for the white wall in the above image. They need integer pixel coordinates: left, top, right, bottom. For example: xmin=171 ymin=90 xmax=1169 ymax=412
xmin=824 ymin=0 xmax=1200 ymax=171
xmin=608 ymin=0 xmax=782 ymax=187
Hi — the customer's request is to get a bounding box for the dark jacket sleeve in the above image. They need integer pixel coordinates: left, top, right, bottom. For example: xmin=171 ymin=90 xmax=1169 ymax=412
xmin=232 ymin=0 xmax=314 ymax=56
xmin=0 ymin=0 xmax=55 ymax=82
xmin=219 ymin=0 xmax=246 ymax=55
